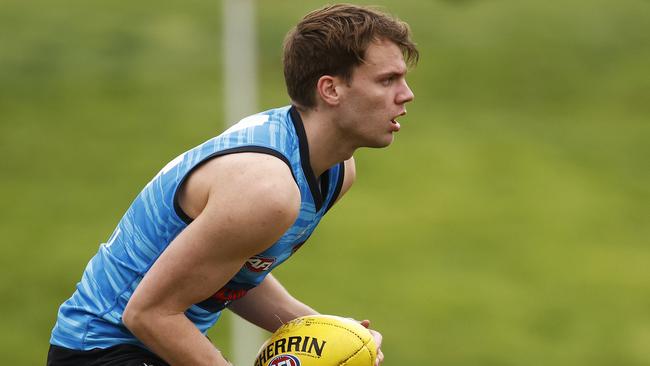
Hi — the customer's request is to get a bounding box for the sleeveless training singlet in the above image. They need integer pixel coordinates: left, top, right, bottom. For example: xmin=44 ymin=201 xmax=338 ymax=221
xmin=50 ymin=105 xmax=345 ymax=350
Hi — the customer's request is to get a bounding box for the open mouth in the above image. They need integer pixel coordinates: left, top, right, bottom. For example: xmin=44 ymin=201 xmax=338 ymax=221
xmin=391 ymin=110 xmax=407 ymax=131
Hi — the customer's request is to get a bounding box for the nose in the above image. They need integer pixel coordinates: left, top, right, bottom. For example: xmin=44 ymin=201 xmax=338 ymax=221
xmin=396 ymin=79 xmax=414 ymax=105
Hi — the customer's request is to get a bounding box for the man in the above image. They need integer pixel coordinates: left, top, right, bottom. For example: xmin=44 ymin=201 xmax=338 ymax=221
xmin=48 ymin=4 xmax=418 ymax=365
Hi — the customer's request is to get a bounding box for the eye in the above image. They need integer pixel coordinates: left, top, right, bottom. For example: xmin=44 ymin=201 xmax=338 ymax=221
xmin=380 ymin=76 xmax=395 ymax=86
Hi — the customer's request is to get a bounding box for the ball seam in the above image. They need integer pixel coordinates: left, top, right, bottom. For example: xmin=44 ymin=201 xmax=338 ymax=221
xmin=339 ymin=343 xmax=373 ymax=366
xmin=304 ymin=321 xmax=367 ymax=343
xmin=305 ymin=320 xmax=372 ymax=365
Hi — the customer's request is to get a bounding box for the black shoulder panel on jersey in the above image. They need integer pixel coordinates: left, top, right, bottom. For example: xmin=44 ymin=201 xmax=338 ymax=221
xmin=324 ymin=161 xmax=346 ymax=214
xmin=289 ymin=105 xmax=326 ymax=211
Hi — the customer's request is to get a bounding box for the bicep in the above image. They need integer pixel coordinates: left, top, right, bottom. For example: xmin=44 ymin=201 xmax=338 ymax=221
xmin=127 ymin=154 xmax=300 ymax=315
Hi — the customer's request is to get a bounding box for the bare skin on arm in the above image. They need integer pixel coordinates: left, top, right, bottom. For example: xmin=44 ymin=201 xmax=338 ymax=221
xmin=123 ymin=153 xmax=300 ymax=366
xmin=228 ymin=274 xmax=318 ymax=333
xmin=224 ymin=156 xmax=356 ymax=331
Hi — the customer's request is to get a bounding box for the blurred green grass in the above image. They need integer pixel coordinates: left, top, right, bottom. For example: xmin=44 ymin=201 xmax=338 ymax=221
xmin=1 ymin=0 xmax=649 ymax=365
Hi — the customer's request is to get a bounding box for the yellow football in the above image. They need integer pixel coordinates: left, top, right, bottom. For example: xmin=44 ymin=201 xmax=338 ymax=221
xmin=253 ymin=315 xmax=377 ymax=366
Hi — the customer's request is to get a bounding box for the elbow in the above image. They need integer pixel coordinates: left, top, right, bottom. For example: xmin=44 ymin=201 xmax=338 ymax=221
xmin=122 ymin=302 xmax=146 ymax=333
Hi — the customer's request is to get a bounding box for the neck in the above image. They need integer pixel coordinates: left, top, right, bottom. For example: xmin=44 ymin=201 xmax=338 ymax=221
xmin=295 ymin=106 xmax=355 ymax=177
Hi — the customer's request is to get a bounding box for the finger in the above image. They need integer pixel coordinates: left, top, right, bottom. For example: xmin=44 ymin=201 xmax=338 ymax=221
xmin=370 ymin=329 xmax=383 ymax=347
xmin=375 ymin=348 xmax=384 ymax=366
xmin=360 ymin=319 xmax=371 ymax=328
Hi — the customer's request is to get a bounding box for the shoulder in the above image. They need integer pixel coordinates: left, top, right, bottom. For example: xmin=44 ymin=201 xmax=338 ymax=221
xmin=340 ymin=156 xmax=356 ymax=198
xmin=178 ymin=152 xmax=300 ymax=223
xmin=217 ymin=152 xmax=299 ymax=203
xmin=329 ymin=156 xmax=356 ymax=208
xmin=198 ymin=153 xmax=300 ymax=254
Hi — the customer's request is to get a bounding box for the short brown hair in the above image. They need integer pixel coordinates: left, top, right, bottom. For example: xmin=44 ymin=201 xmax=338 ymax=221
xmin=283 ymin=4 xmax=419 ymax=109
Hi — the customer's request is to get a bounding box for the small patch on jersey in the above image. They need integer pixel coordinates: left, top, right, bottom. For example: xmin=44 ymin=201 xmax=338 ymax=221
xmin=211 ymin=287 xmax=248 ymax=302
xmin=246 ymin=255 xmax=276 ymax=272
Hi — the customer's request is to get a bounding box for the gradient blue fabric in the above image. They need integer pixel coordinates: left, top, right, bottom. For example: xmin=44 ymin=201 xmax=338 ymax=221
xmin=50 ymin=106 xmax=345 ymax=350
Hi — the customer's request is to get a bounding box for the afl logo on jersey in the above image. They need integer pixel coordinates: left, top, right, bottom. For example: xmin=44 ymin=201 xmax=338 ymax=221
xmin=268 ymin=354 xmax=300 ymax=366
xmin=246 ymin=256 xmax=276 ymax=272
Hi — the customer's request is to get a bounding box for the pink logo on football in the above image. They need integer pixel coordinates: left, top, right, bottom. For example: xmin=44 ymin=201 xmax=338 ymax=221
xmin=268 ymin=354 xmax=300 ymax=366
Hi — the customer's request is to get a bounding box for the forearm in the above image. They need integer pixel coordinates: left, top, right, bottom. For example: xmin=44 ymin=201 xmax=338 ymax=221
xmin=124 ymin=311 xmax=230 ymax=366
xmin=228 ymin=274 xmax=318 ymax=332
xmin=232 ymin=297 xmax=317 ymax=333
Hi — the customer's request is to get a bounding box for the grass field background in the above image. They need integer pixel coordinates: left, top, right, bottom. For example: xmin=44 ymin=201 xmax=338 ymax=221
xmin=1 ymin=0 xmax=649 ymax=364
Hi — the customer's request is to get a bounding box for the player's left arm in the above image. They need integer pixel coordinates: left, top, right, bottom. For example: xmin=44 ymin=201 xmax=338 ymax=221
xmin=227 ymin=273 xmax=317 ymax=332
xmin=336 ymin=156 xmax=356 ymax=203
xmin=330 ymin=156 xmax=385 ymax=366
xmin=229 ymin=272 xmax=384 ymax=365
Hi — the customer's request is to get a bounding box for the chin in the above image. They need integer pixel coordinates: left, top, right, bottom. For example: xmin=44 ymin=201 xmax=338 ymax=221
xmin=367 ymin=135 xmax=395 ymax=149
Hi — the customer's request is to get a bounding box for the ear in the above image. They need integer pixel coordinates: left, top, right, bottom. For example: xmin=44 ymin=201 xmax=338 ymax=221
xmin=316 ymin=75 xmax=341 ymax=106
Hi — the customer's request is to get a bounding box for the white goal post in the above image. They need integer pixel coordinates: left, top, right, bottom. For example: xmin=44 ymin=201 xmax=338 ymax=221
xmin=222 ymin=1 xmax=264 ymax=365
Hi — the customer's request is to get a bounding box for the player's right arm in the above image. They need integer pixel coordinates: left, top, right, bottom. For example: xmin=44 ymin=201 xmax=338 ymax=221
xmin=122 ymin=153 xmax=300 ymax=366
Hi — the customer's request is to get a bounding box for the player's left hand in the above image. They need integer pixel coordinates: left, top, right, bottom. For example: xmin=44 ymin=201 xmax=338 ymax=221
xmin=360 ymin=319 xmax=384 ymax=366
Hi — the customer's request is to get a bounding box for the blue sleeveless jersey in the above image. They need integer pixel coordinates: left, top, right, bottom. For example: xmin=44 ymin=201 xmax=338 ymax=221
xmin=50 ymin=106 xmax=345 ymax=350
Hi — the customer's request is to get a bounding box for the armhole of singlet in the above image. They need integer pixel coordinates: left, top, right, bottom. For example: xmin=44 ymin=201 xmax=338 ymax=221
xmin=172 ymin=146 xmax=296 ymax=224
xmin=324 ymin=161 xmax=346 ymax=214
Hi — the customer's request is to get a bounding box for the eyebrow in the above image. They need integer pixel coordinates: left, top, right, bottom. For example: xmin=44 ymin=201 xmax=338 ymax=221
xmin=377 ymin=61 xmax=408 ymax=76
xmin=376 ymin=69 xmax=406 ymax=79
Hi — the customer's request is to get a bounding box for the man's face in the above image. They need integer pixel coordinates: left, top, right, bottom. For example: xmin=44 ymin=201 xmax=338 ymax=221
xmin=336 ymin=39 xmax=415 ymax=148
